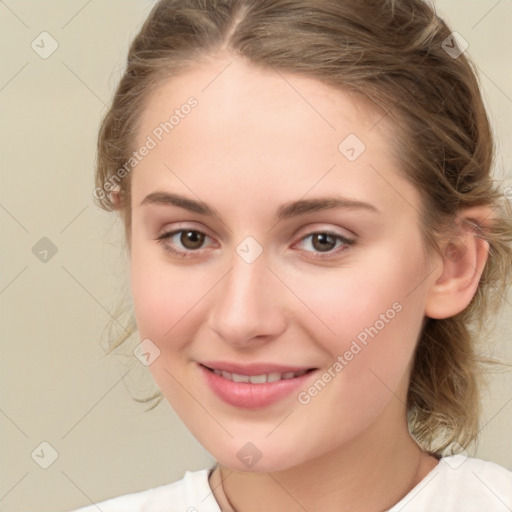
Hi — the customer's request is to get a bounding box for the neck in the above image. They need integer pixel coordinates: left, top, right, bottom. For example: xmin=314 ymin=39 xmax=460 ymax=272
xmin=210 ymin=400 xmax=439 ymax=512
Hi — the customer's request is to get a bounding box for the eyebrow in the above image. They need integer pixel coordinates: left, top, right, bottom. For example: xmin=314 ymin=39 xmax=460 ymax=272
xmin=140 ymin=191 xmax=379 ymax=221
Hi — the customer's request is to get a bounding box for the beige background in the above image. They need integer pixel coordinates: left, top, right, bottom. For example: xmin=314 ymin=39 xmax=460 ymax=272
xmin=1 ymin=1 xmax=511 ymax=511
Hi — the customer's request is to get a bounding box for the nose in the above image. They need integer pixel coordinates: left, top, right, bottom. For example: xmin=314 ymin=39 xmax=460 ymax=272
xmin=206 ymin=248 xmax=288 ymax=349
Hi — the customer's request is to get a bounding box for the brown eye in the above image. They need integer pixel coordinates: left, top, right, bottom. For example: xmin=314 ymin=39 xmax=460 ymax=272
xmin=180 ymin=230 xmax=205 ymax=250
xmin=295 ymin=230 xmax=355 ymax=259
xmin=155 ymin=228 xmax=213 ymax=259
xmin=311 ymin=233 xmax=337 ymax=252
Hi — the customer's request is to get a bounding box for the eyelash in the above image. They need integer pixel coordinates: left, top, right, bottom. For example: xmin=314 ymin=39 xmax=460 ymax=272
xmin=155 ymin=227 xmax=356 ymax=260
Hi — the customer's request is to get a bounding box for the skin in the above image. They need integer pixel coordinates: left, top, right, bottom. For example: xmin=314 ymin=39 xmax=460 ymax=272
xmin=125 ymin=54 xmax=489 ymax=512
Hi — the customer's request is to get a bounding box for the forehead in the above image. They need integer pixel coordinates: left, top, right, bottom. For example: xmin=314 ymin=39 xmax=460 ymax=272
xmin=131 ymin=56 xmax=419 ymax=220
xmin=137 ymin=55 xmax=385 ymax=144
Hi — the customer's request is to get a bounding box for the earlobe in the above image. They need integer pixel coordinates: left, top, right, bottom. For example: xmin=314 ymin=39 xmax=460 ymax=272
xmin=424 ymin=207 xmax=492 ymax=320
xmin=110 ymin=188 xmax=121 ymax=209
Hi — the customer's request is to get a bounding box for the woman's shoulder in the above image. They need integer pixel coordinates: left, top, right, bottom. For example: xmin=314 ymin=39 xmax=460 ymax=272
xmin=389 ymin=455 xmax=512 ymax=511
xmin=68 ymin=466 xmax=220 ymax=512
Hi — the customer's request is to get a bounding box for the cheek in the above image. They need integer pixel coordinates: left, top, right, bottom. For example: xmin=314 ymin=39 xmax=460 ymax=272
xmin=129 ymin=243 xmax=208 ymax=403
xmin=130 ymin=235 xmax=211 ymax=344
xmin=292 ymin=242 xmax=428 ymax=394
xmin=297 ymin=245 xmax=426 ymax=347
xmin=284 ymin=251 xmax=427 ymax=451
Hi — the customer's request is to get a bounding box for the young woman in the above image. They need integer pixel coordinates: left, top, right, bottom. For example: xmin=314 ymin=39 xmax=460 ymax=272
xmin=72 ymin=0 xmax=512 ymax=510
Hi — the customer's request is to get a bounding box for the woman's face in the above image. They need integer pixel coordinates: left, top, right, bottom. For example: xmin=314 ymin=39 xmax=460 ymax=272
xmin=129 ymin=56 xmax=440 ymax=472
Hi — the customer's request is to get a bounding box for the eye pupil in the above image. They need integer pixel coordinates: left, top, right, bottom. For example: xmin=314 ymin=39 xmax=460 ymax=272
xmin=181 ymin=230 xmax=205 ymax=249
xmin=312 ymin=233 xmax=336 ymax=252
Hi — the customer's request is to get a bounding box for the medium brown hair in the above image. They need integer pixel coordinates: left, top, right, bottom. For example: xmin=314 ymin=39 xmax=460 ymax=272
xmin=94 ymin=0 xmax=512 ymax=456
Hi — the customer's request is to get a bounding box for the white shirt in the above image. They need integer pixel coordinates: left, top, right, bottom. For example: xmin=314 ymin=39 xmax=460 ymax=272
xmin=70 ymin=455 xmax=512 ymax=511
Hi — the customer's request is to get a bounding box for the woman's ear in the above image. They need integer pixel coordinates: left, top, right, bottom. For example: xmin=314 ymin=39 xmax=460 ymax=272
xmin=424 ymin=206 xmax=492 ymax=319
xmin=110 ymin=187 xmax=121 ymax=209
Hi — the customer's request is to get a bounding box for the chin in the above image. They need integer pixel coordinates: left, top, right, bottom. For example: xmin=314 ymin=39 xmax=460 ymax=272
xmin=202 ymin=434 xmax=316 ymax=474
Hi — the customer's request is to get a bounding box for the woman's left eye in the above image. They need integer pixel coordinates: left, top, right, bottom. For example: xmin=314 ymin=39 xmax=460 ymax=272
xmin=155 ymin=228 xmax=355 ymax=259
xmin=294 ymin=232 xmax=355 ymax=258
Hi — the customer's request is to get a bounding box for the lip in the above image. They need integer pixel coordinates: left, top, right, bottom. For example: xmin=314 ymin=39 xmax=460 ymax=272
xmin=198 ymin=362 xmax=318 ymax=409
xmin=200 ymin=361 xmax=314 ymax=375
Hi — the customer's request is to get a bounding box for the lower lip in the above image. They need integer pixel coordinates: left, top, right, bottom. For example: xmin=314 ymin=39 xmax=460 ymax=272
xmin=199 ymin=364 xmax=317 ymax=409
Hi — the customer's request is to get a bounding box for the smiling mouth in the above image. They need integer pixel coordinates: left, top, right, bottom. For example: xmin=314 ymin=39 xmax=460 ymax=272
xmin=200 ymin=364 xmax=317 ymax=384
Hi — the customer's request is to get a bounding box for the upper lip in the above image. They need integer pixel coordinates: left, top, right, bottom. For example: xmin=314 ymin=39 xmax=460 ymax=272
xmin=200 ymin=361 xmax=317 ymax=376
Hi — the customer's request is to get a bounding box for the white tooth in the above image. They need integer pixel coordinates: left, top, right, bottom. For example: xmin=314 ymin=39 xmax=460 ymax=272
xmin=231 ymin=373 xmax=250 ymax=383
xmin=249 ymin=374 xmax=267 ymax=384
xmin=215 ymin=369 xmax=306 ymax=382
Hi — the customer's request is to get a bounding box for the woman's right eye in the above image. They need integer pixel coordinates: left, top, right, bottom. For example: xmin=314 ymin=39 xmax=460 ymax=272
xmin=155 ymin=229 xmax=215 ymax=259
